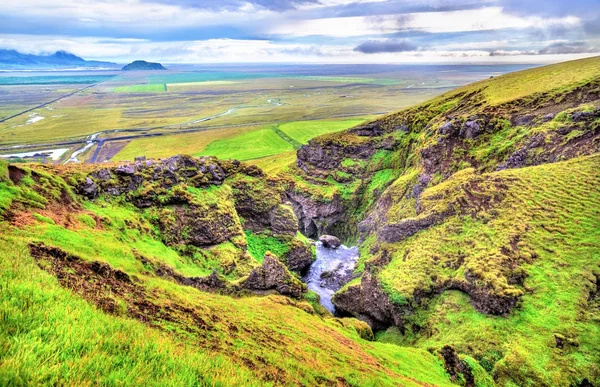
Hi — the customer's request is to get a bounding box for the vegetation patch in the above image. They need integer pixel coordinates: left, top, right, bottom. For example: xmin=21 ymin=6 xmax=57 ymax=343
xmin=112 ymin=84 xmax=167 ymax=93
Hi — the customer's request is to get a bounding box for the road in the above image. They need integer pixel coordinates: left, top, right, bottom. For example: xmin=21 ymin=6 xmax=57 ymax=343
xmin=0 ymin=83 xmax=102 ymax=123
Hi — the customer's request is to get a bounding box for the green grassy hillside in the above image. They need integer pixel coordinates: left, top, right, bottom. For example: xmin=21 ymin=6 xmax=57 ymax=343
xmin=2 ymin=57 xmax=599 ymax=386
xmin=287 ymin=56 xmax=600 ymax=386
xmin=350 ymin=155 xmax=600 ymax=386
xmin=0 ymin=157 xmax=458 ymax=386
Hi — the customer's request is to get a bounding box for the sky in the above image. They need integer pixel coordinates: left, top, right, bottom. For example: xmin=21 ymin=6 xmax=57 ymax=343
xmin=0 ymin=0 xmax=599 ymax=64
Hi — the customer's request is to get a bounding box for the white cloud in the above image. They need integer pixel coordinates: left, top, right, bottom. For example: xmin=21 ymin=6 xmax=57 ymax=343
xmin=2 ymin=0 xmax=274 ymax=27
xmin=3 ymin=33 xmax=597 ymax=65
xmin=269 ymin=7 xmax=581 ymax=37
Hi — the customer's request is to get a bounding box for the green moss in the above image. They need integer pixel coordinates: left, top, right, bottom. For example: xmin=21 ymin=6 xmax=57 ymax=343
xmin=0 ymin=160 xmax=8 ymax=183
xmin=245 ymin=230 xmax=290 ymax=262
xmin=461 ymin=355 xmax=496 ymax=387
xmin=33 ymin=213 xmax=55 ymax=225
xmin=77 ymin=213 xmax=97 ymax=228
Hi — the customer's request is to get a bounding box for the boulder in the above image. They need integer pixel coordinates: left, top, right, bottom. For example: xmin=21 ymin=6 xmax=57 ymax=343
xmin=284 ymin=239 xmax=315 ymax=273
xmin=240 ymin=253 xmax=305 ymax=298
xmin=115 ymin=164 xmax=135 ymax=176
xmin=438 ymin=121 xmax=457 ymax=136
xmin=80 ymin=177 xmax=98 ymax=199
xmin=268 ymin=204 xmax=298 ymax=236
xmin=459 ymin=120 xmax=482 ymax=139
xmin=332 ymin=271 xmax=404 ymax=330
xmin=319 ymin=235 xmax=341 ymax=249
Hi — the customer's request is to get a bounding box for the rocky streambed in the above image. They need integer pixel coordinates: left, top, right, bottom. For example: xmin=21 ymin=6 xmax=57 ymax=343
xmin=303 ymin=239 xmax=359 ymax=313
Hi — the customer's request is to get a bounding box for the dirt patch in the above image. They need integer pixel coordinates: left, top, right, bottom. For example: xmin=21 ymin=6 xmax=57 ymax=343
xmin=132 ymin=250 xmax=229 ymax=292
xmin=8 ymin=165 xmax=26 ymax=184
xmin=94 ymin=140 xmax=130 ymax=163
xmin=30 ymin=243 xmax=215 ymax=330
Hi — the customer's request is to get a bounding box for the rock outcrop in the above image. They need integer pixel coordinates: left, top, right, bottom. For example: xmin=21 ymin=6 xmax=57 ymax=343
xmin=333 ymin=271 xmax=404 ymax=330
xmin=283 ymin=239 xmax=315 ymax=273
xmin=76 ymin=155 xmax=314 ymax=275
xmin=319 ymin=235 xmax=341 ymax=249
xmin=240 ymin=253 xmax=305 ymax=298
xmin=286 ymin=190 xmax=345 ymax=237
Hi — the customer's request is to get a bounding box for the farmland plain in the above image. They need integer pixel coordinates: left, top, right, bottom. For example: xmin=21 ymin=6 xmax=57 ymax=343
xmin=0 ymin=63 xmax=536 ymax=168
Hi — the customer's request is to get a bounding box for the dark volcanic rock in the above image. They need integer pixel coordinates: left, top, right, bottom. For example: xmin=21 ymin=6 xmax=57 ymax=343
xmin=378 ymin=213 xmax=445 ymax=243
xmin=440 ymin=345 xmax=475 ymax=386
xmin=287 ymin=191 xmax=345 ymax=238
xmin=230 ymin=176 xmax=297 ymax=237
xmin=115 ymin=164 xmax=136 ymax=176
xmin=319 ymin=235 xmax=341 ymax=249
xmin=333 ymin=271 xmax=404 ymax=330
xmin=157 ymin=204 xmax=240 ymax=247
xmin=240 ymin=253 xmax=305 ymax=298
xmin=296 ymin=137 xmax=380 ymax=172
xmin=283 ymin=239 xmax=315 ymax=273
xmin=350 ymin=122 xmax=385 ymax=137
xmin=94 ymin=168 xmax=112 ymax=180
xmin=459 ymin=120 xmax=483 ymax=139
xmin=79 ymin=177 xmax=98 ymax=199
xmin=438 ymin=120 xmax=458 ymax=136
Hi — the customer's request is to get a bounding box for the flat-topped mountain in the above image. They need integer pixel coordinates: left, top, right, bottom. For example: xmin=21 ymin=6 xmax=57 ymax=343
xmin=0 ymin=49 xmax=118 ymax=69
xmin=121 ymin=60 xmax=166 ymax=71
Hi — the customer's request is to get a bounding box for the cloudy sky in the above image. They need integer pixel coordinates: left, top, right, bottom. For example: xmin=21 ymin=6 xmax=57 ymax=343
xmin=0 ymin=0 xmax=599 ymax=63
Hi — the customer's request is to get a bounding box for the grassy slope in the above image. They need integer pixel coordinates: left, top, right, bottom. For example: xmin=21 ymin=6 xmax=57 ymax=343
xmin=279 ymin=118 xmax=368 ymax=144
xmin=248 ymin=151 xmax=297 ymax=175
xmin=286 ymin=56 xmax=600 ymax=385
xmin=114 ymin=126 xmax=255 ymax=161
xmin=199 ymin=127 xmax=295 ymax=161
xmin=286 ymin=56 xmax=600 ymax=231
xmin=374 ymin=155 xmax=600 ymax=386
xmin=0 ymin=159 xmax=455 ymax=386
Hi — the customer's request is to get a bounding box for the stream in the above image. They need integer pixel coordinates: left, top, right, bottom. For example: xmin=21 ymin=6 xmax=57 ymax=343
xmin=303 ymin=242 xmax=359 ymax=313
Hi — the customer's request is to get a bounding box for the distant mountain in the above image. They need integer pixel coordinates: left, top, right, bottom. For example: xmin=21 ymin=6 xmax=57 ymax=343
xmin=0 ymin=49 xmax=118 ymax=69
xmin=121 ymin=60 xmax=166 ymax=71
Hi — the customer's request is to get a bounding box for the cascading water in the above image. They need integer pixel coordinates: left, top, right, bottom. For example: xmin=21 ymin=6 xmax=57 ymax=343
xmin=302 ymin=242 xmax=359 ymax=313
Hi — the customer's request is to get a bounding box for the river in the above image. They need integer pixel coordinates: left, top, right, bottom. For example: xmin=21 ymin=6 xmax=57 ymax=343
xmin=302 ymin=242 xmax=359 ymax=313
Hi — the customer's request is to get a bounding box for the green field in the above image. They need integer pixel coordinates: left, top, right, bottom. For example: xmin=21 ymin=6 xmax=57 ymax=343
xmin=198 ymin=127 xmax=295 ymax=160
xmin=112 ymin=83 xmax=166 ymax=93
xmin=114 ymin=126 xmax=253 ymax=161
xmin=146 ymin=72 xmax=272 ymax=84
xmin=279 ymin=118 xmax=368 ymax=144
xmin=114 ymin=118 xmax=371 ymax=165
xmin=0 ymin=65 xmax=517 ymax=162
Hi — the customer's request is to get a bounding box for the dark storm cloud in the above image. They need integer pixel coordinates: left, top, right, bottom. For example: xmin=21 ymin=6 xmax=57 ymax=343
xmin=354 ymin=39 xmax=417 ymax=54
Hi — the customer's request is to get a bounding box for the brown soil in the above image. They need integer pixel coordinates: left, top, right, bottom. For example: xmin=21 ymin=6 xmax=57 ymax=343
xmin=8 ymin=165 xmax=26 ymax=184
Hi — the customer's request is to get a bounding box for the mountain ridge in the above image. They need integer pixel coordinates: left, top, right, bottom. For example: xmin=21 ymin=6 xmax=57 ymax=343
xmin=0 ymin=49 xmax=118 ymax=69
